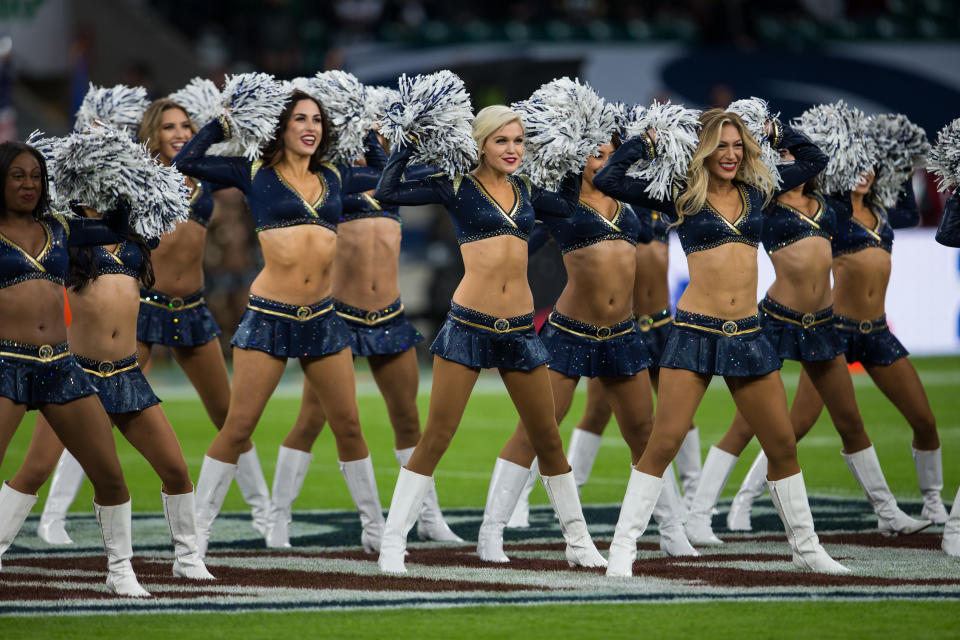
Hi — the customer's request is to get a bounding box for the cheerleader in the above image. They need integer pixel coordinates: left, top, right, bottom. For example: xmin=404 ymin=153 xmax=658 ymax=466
xmin=174 ymin=84 xmax=387 ymax=556
xmin=0 ymin=141 xmax=149 ymax=597
xmin=682 ymin=104 xmax=930 ymax=543
xmin=375 ymin=96 xmax=607 ymax=573
xmin=595 ymin=106 xmax=848 ymax=575
xmin=477 ymin=138 xmax=697 ymax=562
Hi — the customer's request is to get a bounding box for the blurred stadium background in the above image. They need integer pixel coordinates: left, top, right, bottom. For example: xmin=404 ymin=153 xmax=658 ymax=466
xmin=1 ymin=0 xmax=959 ymax=363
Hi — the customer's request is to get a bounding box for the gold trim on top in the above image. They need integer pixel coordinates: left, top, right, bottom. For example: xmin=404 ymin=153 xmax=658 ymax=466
xmin=273 ymin=168 xmax=327 ymax=218
xmin=360 ymin=193 xmax=383 ymax=212
xmin=466 ymin=174 xmax=520 ymax=228
xmin=704 ymin=183 xmax=748 ymax=233
xmin=579 ymin=199 xmax=623 ymax=231
xmin=139 ymin=296 xmax=204 ymax=311
xmin=778 ymin=193 xmax=825 ymax=229
xmin=851 ymin=208 xmax=883 ymax=242
xmin=0 ymin=221 xmax=52 ymax=273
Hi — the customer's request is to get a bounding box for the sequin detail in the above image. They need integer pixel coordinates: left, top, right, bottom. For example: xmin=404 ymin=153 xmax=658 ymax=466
xmin=0 ymin=340 xmax=96 ymax=409
xmin=74 ymin=353 xmax=160 ymax=414
xmin=833 ymin=313 xmax=907 ymax=366
xmin=540 ymin=309 xmax=651 ymax=377
xmin=137 ymin=288 xmax=221 ymax=347
xmin=758 ymin=296 xmax=844 ymax=363
xmin=430 ymin=302 xmax=548 ymax=371
xmin=334 ymin=297 xmax=423 ymax=356
xmin=230 ymin=294 xmax=352 ymax=358
xmin=659 ymin=309 xmax=781 ymax=376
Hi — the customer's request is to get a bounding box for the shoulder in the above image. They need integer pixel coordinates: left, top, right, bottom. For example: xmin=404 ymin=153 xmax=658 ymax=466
xmin=44 ymin=211 xmax=73 ymax=234
xmin=512 ymin=174 xmax=534 ymax=196
xmin=319 ymin=162 xmax=342 ymax=183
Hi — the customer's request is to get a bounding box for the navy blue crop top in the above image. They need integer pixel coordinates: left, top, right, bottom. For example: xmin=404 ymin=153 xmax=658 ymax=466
xmin=173 ymin=119 xmax=383 ymax=233
xmin=540 ymin=199 xmax=646 ymax=254
xmin=650 ymin=208 xmax=670 ymax=244
xmin=829 ymin=181 xmax=918 ymax=256
xmin=77 ymin=241 xmax=146 ymax=280
xmin=339 ymin=165 xmax=436 ymax=224
xmin=594 ymin=123 xmax=823 ymax=256
xmin=936 ymin=193 xmax=959 ymax=248
xmin=0 ymin=209 xmax=129 ymax=290
xmin=761 ymin=191 xmax=836 ymax=254
xmin=374 ymin=141 xmax=578 ymax=245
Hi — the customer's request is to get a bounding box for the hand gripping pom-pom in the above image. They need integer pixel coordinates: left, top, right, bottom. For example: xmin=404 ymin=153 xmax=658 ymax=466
xmin=624 ymin=100 xmax=701 ymax=200
xmin=868 ymin=114 xmax=929 ymax=207
xmin=792 ymin=101 xmax=877 ymax=195
xmin=74 ymin=84 xmax=149 ymax=135
xmin=727 ymin=97 xmax=783 ymax=188
xmin=218 ymin=72 xmax=287 ymax=160
xmin=363 ymin=86 xmax=400 ymax=133
xmin=928 ymin=118 xmax=960 ymax=192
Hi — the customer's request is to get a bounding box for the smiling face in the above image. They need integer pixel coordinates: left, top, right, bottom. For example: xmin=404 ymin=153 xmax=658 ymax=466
xmin=704 ymin=124 xmax=743 ymax=183
xmin=283 ymin=98 xmax=323 ymax=158
xmin=854 ymin=171 xmax=875 ymax=195
xmin=584 ymin=143 xmax=614 ymax=186
xmin=480 ymin=120 xmax=524 ymax=174
xmin=4 ymin=152 xmax=42 ymax=216
xmin=156 ymin=107 xmax=193 ymax=164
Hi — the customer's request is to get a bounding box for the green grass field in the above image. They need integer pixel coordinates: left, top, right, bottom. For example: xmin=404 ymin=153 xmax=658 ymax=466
xmin=1 ymin=356 xmax=959 ymax=637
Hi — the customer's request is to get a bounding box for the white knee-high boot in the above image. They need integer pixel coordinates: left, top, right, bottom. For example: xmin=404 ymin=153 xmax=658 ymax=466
xmin=95 ymin=500 xmax=151 ymax=597
xmin=727 ymin=451 xmax=767 ymax=531
xmin=265 ymin=446 xmax=312 ymax=548
xmin=943 ymin=486 xmax=960 ymax=556
xmin=162 ymin=491 xmax=215 ymax=580
xmin=37 ymin=450 xmax=85 ymax=545
xmin=478 ymin=458 xmax=531 ymax=562
xmin=567 ymin=428 xmax=603 ymax=487
xmin=339 ymin=455 xmax=385 ymax=553
xmin=235 ymin=445 xmax=271 ymax=536
xmin=506 ymin=459 xmax=539 ymax=529
xmin=194 ymin=455 xmax=238 ymax=558
xmin=606 ymin=469 xmax=664 ymax=577
xmin=768 ymin=472 xmax=849 ymax=574
xmin=653 ymin=465 xmax=698 ymax=557
xmin=541 ymin=470 xmax=607 ymax=568
xmin=843 ymin=446 xmax=931 ymax=535
xmin=0 ymin=482 xmax=38 ymax=571
xmin=674 ymin=427 xmax=703 ymax=509
xmin=684 ymin=446 xmax=737 ymax=545
xmin=395 ymin=447 xmax=462 ymax=542
xmin=379 ymin=467 xmax=431 ymax=573
xmin=912 ymin=447 xmax=948 ymax=523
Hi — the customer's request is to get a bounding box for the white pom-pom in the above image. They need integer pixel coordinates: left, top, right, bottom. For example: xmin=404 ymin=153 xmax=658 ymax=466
xmin=929 ymin=117 xmax=960 ymax=191
xmin=379 ymin=70 xmax=476 ymax=176
xmin=623 ymin=100 xmax=701 ymax=200
xmin=511 ymin=77 xmax=614 ymax=190
xmin=168 ymin=77 xmax=221 ymax=129
xmin=363 ymin=85 xmax=400 ymax=132
xmin=792 ymin=101 xmax=876 ymax=195
xmin=218 ymin=72 xmax=286 ymax=160
xmin=26 ymin=130 xmax=68 ymax=209
xmin=868 ymin=113 xmax=930 ymax=207
xmin=74 ymin=84 xmax=148 ymax=135
xmin=727 ymin=97 xmax=782 ymax=186
xmin=41 ymin=126 xmax=190 ymax=239
xmin=310 ymin=70 xmax=368 ymax=164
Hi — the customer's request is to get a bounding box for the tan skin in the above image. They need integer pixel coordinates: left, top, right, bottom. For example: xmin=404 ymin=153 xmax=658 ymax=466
xmin=404 ymin=121 xmax=569 ymax=478
xmin=498 ymin=144 xmax=654 ymax=469
xmin=135 ymin=107 xmax=233 ymax=439
xmin=782 ymin=172 xmax=939 ymax=450
xmin=11 ymin=208 xmax=193 ymax=497
xmin=206 ymin=99 xmax=369 ymax=465
xmin=0 ymin=152 xmax=128 ymax=506
xmin=634 ymin=124 xmax=802 ymax=482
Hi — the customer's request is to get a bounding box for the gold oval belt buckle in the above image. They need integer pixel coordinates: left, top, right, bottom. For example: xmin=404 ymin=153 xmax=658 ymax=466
xmin=493 ymin=318 xmax=510 ymax=333
xmin=721 ymin=321 xmax=738 ymax=336
xmin=366 ymin=310 xmax=381 ymax=324
xmin=169 ymin=297 xmax=184 ymax=310
xmin=296 ymin=306 xmax=312 ymax=320
xmin=38 ymin=344 xmax=54 ymax=361
xmin=597 ymin=326 xmax=612 ymax=339
xmin=801 ymin=313 xmax=816 ymax=328
xmin=637 ymin=314 xmax=652 ymax=330
xmin=98 ymin=361 xmax=115 ymax=375
xmin=858 ymin=320 xmax=873 ymax=334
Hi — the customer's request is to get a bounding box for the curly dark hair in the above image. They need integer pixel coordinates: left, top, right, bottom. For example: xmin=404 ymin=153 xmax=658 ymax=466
xmin=260 ymin=90 xmax=336 ymax=172
xmin=0 ymin=141 xmax=51 ymax=221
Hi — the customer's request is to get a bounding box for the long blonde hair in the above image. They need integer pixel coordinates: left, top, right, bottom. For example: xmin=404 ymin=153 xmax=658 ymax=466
xmin=674 ymin=109 xmax=775 ymax=224
xmin=472 ymin=105 xmax=524 ymax=166
xmin=138 ymin=99 xmax=197 ymax=160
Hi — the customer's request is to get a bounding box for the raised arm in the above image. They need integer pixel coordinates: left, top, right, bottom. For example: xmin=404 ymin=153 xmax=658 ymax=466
xmin=338 ymin=131 xmax=388 ymax=194
xmin=374 ymin=140 xmax=451 ymax=206
xmin=593 ymin=133 xmax=677 ymax=219
xmin=886 ymin=179 xmax=920 ymax=229
xmin=632 ymin=205 xmax=655 ymax=244
xmin=529 ymin=172 xmax=581 ymax=219
xmin=527 ymin=220 xmax=552 ymax=255
xmin=935 ymin=193 xmax=960 ymax=247
xmin=173 ymin=119 xmax=251 ymax=190
xmin=62 ymin=201 xmax=131 ymax=247
xmin=775 ymin=124 xmax=828 ymax=194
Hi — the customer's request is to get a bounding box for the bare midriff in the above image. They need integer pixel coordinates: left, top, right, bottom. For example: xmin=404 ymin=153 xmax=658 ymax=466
xmin=252 ymin=224 xmax=337 ymax=305
xmin=0 ymin=280 xmax=67 ymax=345
xmin=454 ymin=235 xmax=534 ymax=317
xmin=331 ymin=217 xmax=401 ymax=310
xmin=678 ymin=242 xmax=760 ymax=319
xmin=766 ymin=236 xmax=834 ymax=312
xmin=555 ymin=239 xmax=637 ymax=326
xmin=149 ymin=220 xmax=206 ymax=296
xmin=67 ymin=273 xmax=140 ymax=361
xmin=633 ymin=241 xmax=670 ymax=315
xmin=832 ymin=248 xmax=891 ymax=319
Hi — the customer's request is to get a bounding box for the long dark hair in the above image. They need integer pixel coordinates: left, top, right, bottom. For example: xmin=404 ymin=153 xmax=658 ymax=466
xmin=260 ymin=90 xmax=335 ymax=172
xmin=66 ymin=203 xmax=155 ymax=292
xmin=0 ymin=141 xmax=51 ymax=221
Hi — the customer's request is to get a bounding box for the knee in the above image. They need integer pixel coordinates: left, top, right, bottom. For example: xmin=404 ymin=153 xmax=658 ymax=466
xmin=11 ymin=459 xmax=53 ymax=494
xmin=293 ymin=409 xmax=328 ymax=440
xmin=389 ymin=405 xmax=421 ymax=438
xmin=159 ymin=458 xmax=193 ymax=495
xmin=910 ymin=411 xmax=937 ymax=435
xmin=577 ymin=404 xmax=612 ymax=434
xmin=91 ymin=472 xmax=128 ymax=505
xmin=762 ymin=433 xmax=797 ymax=468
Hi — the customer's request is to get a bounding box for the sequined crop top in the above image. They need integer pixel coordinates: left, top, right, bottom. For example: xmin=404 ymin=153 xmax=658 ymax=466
xmin=594 ymin=123 xmax=823 ymax=256
xmin=538 ymin=199 xmax=647 ymax=255
xmin=829 ymin=182 xmax=918 ymax=257
xmin=936 ymin=194 xmax=959 ymax=248
xmin=339 ymin=165 xmax=436 ymax=224
xmin=0 ymin=209 xmax=129 ymax=290
xmin=76 ymin=241 xmax=146 ymax=280
xmin=761 ymin=191 xmax=835 ymax=254
xmin=174 ymin=120 xmax=383 ymax=233
xmin=374 ymin=141 xmax=578 ymax=245
xmin=186 ymin=180 xmax=228 ymax=228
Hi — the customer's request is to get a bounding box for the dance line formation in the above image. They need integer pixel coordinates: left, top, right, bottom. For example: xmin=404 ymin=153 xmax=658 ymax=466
xmin=0 ymin=67 xmax=959 ymax=596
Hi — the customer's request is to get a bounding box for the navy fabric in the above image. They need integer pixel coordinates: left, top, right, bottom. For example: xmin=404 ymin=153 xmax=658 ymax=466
xmin=230 ymin=295 xmax=352 ymax=359
xmin=334 ymin=298 xmax=424 ymax=356
xmin=758 ymin=296 xmax=844 ymax=362
xmin=137 ymin=288 xmax=221 ymax=347
xmin=636 ymin=308 xmax=673 ymax=366
xmin=0 ymin=214 xmax=71 ymax=289
xmin=936 ymin=194 xmax=960 ymax=248
xmin=540 ymin=199 xmax=644 ymax=254
xmin=430 ymin=302 xmax=548 ymax=371
xmin=0 ymin=341 xmax=97 ymax=409
xmin=761 ymin=191 xmax=836 ymax=255
xmin=829 ymin=181 xmax=918 ymax=257
xmin=834 ymin=314 xmax=908 ymax=366
xmin=659 ymin=309 xmax=781 ymax=376
xmin=75 ymin=353 xmax=160 ymax=414
xmin=539 ymin=309 xmax=651 ymax=378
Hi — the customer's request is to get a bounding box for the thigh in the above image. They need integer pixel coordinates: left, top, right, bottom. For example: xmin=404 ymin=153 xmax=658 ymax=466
xmin=500 ymin=366 xmax=567 ymax=476
xmin=300 ymin=349 xmax=360 ymax=427
xmin=802 ymin=357 xmax=866 ymax=438
xmin=368 ymin=350 xmax=420 ymax=413
xmin=865 ymin=358 xmax=937 ymax=428
xmin=216 ymin=348 xmax=287 ymax=452
xmin=0 ymin=397 xmax=27 ymax=467
xmin=716 ymin=409 xmax=755 ymax=456
xmin=549 ymin=369 xmax=580 ymax=425
xmin=8 ymin=412 xmax=65 ymax=494
xmin=500 ymin=370 xmax=578 ymax=466
xmin=576 ymin=376 xmax=613 ymax=435
xmin=789 ymin=366 xmax=825 ymax=440
xmin=172 ymin=340 xmax=232 ymax=429
xmin=725 ymin=373 xmax=799 ymax=479
xmin=114 ymin=405 xmax=190 ymax=492
xmin=636 ymin=368 xmax=710 ymax=477
xmin=603 ymin=371 xmax=656 ymax=461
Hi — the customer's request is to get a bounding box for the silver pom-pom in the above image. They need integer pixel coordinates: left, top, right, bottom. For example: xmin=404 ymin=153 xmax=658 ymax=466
xmin=38 ymin=126 xmax=190 ymax=239
xmin=168 ymin=77 xmax=221 ymax=129
xmin=74 ymin=83 xmax=149 ymax=135
xmin=727 ymin=97 xmax=783 ymax=187
xmin=792 ymin=101 xmax=876 ymax=195
xmin=868 ymin=113 xmax=930 ymax=207
xmin=310 ymin=70 xmax=368 ymax=164
xmin=929 ymin=117 xmax=960 ymax=191
xmin=26 ymin=130 xmax=68 ymax=210
xmin=363 ymin=85 xmax=400 ymax=132
xmin=511 ymin=77 xmax=615 ymax=190
xmin=218 ymin=72 xmax=287 ymax=160
xmin=623 ymin=100 xmax=701 ymax=200
xmin=379 ymin=70 xmax=476 ymax=176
